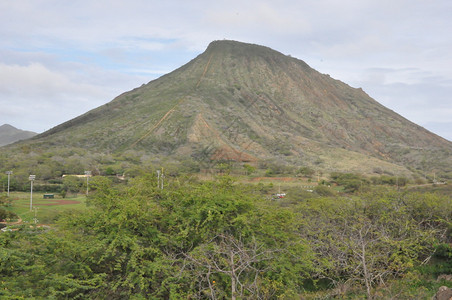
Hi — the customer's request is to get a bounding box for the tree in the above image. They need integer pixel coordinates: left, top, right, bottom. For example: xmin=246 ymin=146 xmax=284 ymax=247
xmin=105 ymin=166 xmax=116 ymax=176
xmin=296 ymin=188 xmax=448 ymax=298
xmin=185 ymin=234 xmax=279 ymax=299
xmin=0 ymin=207 xmax=17 ymax=221
xmin=243 ymin=164 xmax=256 ymax=175
xmin=330 ymin=172 xmax=368 ymax=193
xmin=297 ymin=166 xmax=315 ymax=178
xmin=1 ymin=175 xmax=450 ymax=299
xmin=62 ymin=176 xmax=83 ymax=195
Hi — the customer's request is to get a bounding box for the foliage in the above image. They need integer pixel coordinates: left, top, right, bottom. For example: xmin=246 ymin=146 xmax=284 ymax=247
xmin=243 ymin=164 xmax=256 ymax=175
xmin=0 ymin=194 xmax=17 ymax=221
xmin=0 ymin=175 xmax=450 ymax=299
xmin=370 ymin=175 xmax=409 ymax=186
xmin=314 ymin=184 xmax=336 ymax=196
xmin=293 ymin=186 xmax=451 ymax=298
xmin=0 ymin=193 xmax=6 ymax=205
xmin=0 ymin=207 xmax=17 ymax=221
xmin=62 ymin=176 xmax=84 ymax=195
xmin=297 ymin=166 xmax=316 ymax=177
xmin=259 ymin=160 xmax=297 ymax=176
xmin=0 ymin=176 xmax=311 ymax=298
xmin=330 ymin=172 xmax=368 ymax=193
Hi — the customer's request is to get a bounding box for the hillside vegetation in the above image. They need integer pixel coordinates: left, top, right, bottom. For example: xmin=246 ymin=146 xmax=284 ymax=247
xmin=1 ymin=174 xmax=451 ymax=299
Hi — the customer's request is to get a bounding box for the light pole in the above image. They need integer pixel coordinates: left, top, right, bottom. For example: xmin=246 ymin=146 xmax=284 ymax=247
xmin=156 ymin=169 xmax=164 ymax=190
xmin=33 ymin=206 xmax=38 ymax=224
xmin=157 ymin=170 xmax=161 ymax=188
xmin=5 ymin=171 xmax=12 ymax=197
xmin=84 ymin=171 xmax=91 ymax=196
xmin=29 ymin=175 xmax=35 ymax=211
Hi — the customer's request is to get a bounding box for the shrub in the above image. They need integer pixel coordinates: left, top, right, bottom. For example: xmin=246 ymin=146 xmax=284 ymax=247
xmin=314 ymin=185 xmax=335 ymax=196
xmin=0 ymin=207 xmax=17 ymax=221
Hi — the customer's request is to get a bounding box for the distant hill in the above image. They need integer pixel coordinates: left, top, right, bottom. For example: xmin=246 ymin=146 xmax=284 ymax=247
xmin=0 ymin=124 xmax=37 ymax=147
xmin=3 ymin=40 xmax=452 ymax=176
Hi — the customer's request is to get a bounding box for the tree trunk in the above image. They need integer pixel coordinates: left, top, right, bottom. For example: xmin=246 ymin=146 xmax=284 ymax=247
xmin=359 ymin=230 xmax=372 ymax=300
xmin=230 ymin=250 xmax=236 ymax=300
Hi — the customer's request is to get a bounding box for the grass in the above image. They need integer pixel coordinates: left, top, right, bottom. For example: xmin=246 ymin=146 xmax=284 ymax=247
xmin=3 ymin=191 xmax=88 ymax=225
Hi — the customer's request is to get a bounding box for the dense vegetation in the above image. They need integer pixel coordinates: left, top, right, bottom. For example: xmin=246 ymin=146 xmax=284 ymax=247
xmin=1 ymin=174 xmax=451 ymax=299
xmin=0 ymin=194 xmax=17 ymax=222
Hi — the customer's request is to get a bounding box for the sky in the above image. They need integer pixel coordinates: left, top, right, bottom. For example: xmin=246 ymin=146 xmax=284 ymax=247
xmin=1 ymin=0 xmax=451 ymax=141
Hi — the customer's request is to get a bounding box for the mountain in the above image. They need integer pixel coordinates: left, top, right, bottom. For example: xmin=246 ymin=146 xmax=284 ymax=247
xmin=6 ymin=40 xmax=452 ymax=175
xmin=0 ymin=124 xmax=37 ymax=147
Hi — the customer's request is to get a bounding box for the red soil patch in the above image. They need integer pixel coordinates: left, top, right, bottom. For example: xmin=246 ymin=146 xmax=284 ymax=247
xmin=35 ymin=199 xmax=81 ymax=206
xmin=211 ymin=146 xmax=257 ymax=162
xmin=250 ymin=177 xmax=299 ymax=182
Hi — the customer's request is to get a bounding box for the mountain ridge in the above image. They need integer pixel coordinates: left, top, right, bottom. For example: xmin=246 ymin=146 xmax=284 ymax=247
xmin=0 ymin=124 xmax=37 ymax=147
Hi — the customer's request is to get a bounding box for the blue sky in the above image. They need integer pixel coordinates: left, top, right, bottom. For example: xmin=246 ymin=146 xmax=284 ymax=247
xmin=1 ymin=0 xmax=451 ymax=141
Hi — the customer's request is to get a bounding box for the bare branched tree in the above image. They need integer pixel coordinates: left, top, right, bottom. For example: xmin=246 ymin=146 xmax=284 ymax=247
xmin=183 ymin=234 xmax=279 ymax=299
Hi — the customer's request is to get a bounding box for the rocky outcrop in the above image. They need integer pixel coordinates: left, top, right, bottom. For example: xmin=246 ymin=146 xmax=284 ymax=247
xmin=433 ymin=286 xmax=452 ymax=300
xmin=438 ymin=275 xmax=452 ymax=282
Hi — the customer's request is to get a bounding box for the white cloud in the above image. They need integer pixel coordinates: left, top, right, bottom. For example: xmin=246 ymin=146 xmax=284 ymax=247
xmin=0 ymin=62 xmax=97 ymax=97
xmin=0 ymin=61 xmax=144 ymax=132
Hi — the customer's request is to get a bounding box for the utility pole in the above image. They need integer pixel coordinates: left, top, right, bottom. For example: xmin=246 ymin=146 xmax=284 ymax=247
xmin=5 ymin=171 xmax=12 ymax=197
xmin=84 ymin=171 xmax=91 ymax=196
xmin=33 ymin=207 xmax=38 ymax=224
xmin=157 ymin=168 xmax=164 ymax=190
xmin=29 ymin=175 xmax=35 ymax=211
xmin=157 ymin=170 xmax=161 ymax=188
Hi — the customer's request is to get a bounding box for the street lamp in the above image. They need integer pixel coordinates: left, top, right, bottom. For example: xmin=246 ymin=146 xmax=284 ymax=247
xmin=5 ymin=171 xmax=12 ymax=197
xmin=29 ymin=175 xmax=35 ymax=211
xmin=84 ymin=171 xmax=91 ymax=196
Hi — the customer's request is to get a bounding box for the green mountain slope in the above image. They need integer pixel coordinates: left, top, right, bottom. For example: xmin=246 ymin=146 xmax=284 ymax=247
xmin=6 ymin=40 xmax=452 ymax=175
